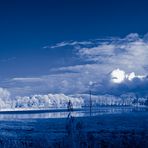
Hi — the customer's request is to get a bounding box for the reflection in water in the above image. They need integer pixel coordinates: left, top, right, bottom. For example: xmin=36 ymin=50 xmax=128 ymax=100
xmin=0 ymin=107 xmax=147 ymax=120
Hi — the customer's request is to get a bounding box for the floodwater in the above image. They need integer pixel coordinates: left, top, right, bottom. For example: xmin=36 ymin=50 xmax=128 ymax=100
xmin=0 ymin=106 xmax=147 ymax=120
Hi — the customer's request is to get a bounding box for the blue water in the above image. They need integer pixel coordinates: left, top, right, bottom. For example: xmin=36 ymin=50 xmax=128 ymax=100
xmin=0 ymin=106 xmax=147 ymax=120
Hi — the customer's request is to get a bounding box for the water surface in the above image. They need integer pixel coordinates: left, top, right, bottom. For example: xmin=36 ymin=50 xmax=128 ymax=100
xmin=0 ymin=106 xmax=147 ymax=120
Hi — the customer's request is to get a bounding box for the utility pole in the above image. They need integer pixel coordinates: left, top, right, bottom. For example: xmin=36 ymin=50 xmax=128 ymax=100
xmin=89 ymin=89 xmax=92 ymax=116
xmin=89 ymin=81 xmax=93 ymax=117
xmin=136 ymin=94 xmax=139 ymax=108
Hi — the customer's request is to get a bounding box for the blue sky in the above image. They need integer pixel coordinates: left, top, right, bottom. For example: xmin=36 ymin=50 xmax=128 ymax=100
xmin=0 ymin=0 xmax=148 ymax=97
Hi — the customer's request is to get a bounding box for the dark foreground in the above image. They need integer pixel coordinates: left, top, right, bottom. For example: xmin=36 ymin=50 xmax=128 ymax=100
xmin=0 ymin=110 xmax=148 ymax=148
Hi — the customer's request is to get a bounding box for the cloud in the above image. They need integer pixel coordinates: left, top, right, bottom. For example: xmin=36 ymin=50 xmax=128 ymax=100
xmin=111 ymin=69 xmax=146 ymax=83
xmin=6 ymin=33 xmax=148 ymax=97
xmin=90 ymin=68 xmax=148 ymax=96
xmin=77 ymin=33 xmax=148 ymax=74
xmin=12 ymin=77 xmax=44 ymax=83
xmin=9 ymin=72 xmax=90 ymax=96
xmin=111 ymin=76 xmax=148 ymax=96
xmin=49 ymin=33 xmax=148 ymax=76
xmin=51 ymin=33 xmax=148 ymax=96
xmin=111 ymin=69 xmax=126 ymax=83
xmin=44 ymin=41 xmax=93 ymax=49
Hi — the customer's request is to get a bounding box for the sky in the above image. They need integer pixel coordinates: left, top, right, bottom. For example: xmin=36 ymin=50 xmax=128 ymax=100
xmin=0 ymin=0 xmax=148 ymax=98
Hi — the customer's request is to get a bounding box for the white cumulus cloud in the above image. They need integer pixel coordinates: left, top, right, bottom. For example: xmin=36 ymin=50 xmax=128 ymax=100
xmin=111 ymin=69 xmax=146 ymax=83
